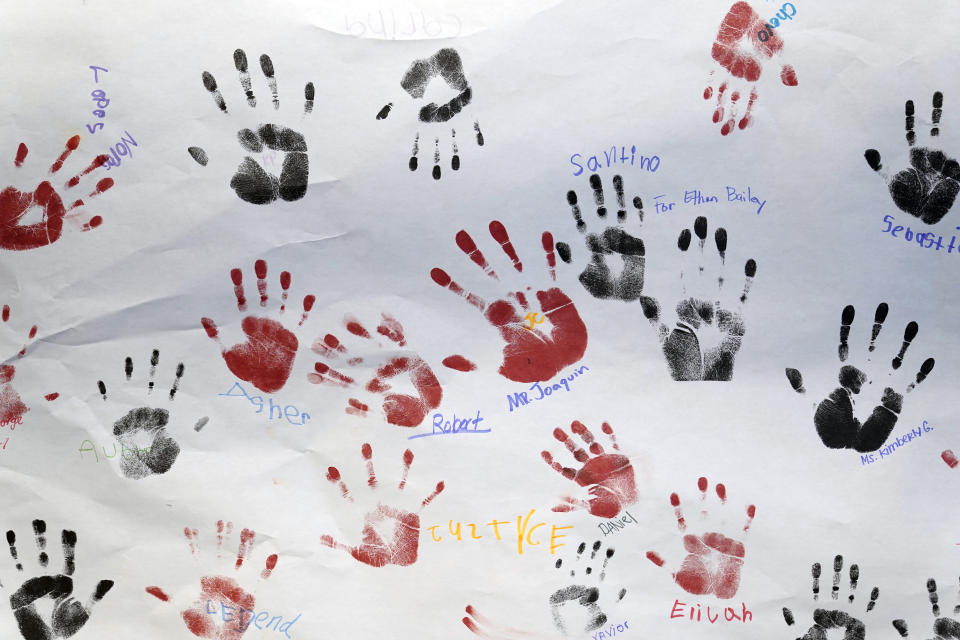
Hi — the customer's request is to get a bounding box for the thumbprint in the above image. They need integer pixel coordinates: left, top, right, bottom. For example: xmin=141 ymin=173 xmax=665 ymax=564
xmin=188 ymin=49 xmax=314 ymax=204
xmin=201 ymin=259 xmax=315 ymax=394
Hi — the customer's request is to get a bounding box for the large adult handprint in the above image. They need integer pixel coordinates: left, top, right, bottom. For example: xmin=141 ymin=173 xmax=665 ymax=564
xmin=865 ymin=91 xmax=960 ymax=224
xmin=541 ymin=420 xmax=637 ymax=519
xmin=201 ymin=259 xmax=315 ymax=394
xmin=704 ymin=2 xmax=798 ymax=136
xmin=785 ymin=303 xmax=936 ymax=452
xmin=646 ymin=477 xmax=756 ymax=599
xmin=554 ymin=174 xmax=647 ymax=301
xmin=376 ymin=48 xmax=484 ymax=179
xmin=321 ymin=444 xmax=444 ymax=567
xmin=430 ymin=221 xmax=587 ymax=383
xmin=188 ymin=49 xmax=314 ymax=204
xmin=3 ymin=520 xmax=114 ymax=639
xmin=640 ymin=217 xmax=757 ymax=381
xmin=1 ymin=136 xmax=112 ymax=251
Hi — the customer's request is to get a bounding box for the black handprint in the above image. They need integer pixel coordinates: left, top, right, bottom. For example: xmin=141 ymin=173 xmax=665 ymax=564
xmin=785 ymin=303 xmax=935 ymax=452
xmin=376 ymin=48 xmax=483 ymax=179
xmin=865 ymin=91 xmax=960 ymax=224
xmin=782 ymin=555 xmax=878 ymax=640
xmin=4 ymin=520 xmax=114 ymax=640
xmin=549 ymin=540 xmax=625 ymax=635
xmin=639 ymin=217 xmax=756 ymax=381
xmin=893 ymin=578 xmax=960 ymax=639
xmin=97 ymin=349 xmax=198 ymax=479
xmin=187 ymin=49 xmax=314 ymax=204
xmin=555 ymin=174 xmax=646 ymax=301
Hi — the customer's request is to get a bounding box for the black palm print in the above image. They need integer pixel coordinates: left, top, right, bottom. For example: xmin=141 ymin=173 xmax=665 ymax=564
xmin=549 ymin=540 xmax=626 ymax=635
xmin=188 ymin=49 xmax=314 ymax=204
xmin=782 ymin=555 xmax=879 ymax=640
xmin=376 ymin=48 xmax=483 ymax=180
xmin=97 ymin=350 xmax=196 ymax=479
xmin=785 ymin=303 xmax=935 ymax=452
xmin=865 ymin=91 xmax=960 ymax=224
xmin=3 ymin=520 xmax=114 ymax=640
xmin=639 ymin=217 xmax=756 ymax=381
xmin=893 ymin=578 xmax=960 ymax=639
xmin=554 ymin=174 xmax=646 ymax=300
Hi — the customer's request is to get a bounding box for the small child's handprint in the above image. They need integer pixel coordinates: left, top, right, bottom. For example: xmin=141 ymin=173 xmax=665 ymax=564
xmin=321 ymin=444 xmax=444 ymax=568
xmin=1 ymin=135 xmax=112 ymax=251
xmin=646 ymin=477 xmax=756 ymax=599
xmin=865 ymin=91 xmax=960 ymax=224
xmin=541 ymin=420 xmax=637 ymax=519
xmin=640 ymin=216 xmax=757 ymax=381
xmin=704 ymin=2 xmax=798 ymax=135
xmin=892 ymin=577 xmax=960 ymax=639
xmin=782 ymin=555 xmax=879 ymax=640
xmin=309 ymin=312 xmax=443 ymax=427
xmin=376 ymin=48 xmax=484 ymax=179
xmin=3 ymin=520 xmax=114 ymax=640
xmin=146 ymin=520 xmax=278 ymax=640
xmin=554 ymin=173 xmax=647 ymax=301
xmin=96 ymin=349 xmax=204 ymax=479
xmin=785 ymin=303 xmax=936 ymax=452
xmin=201 ymin=259 xmax=315 ymax=394
xmin=550 ymin=540 xmax=626 ymax=635
xmin=1 ymin=304 xmax=57 ymax=426
xmin=431 ymin=221 xmax=588 ymax=383
xmin=188 ymin=49 xmax=314 ymax=204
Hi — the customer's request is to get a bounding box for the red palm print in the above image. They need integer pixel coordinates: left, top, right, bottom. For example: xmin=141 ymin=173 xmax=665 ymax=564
xmin=146 ymin=521 xmax=278 ymax=640
xmin=309 ymin=313 xmax=442 ymax=427
xmin=430 ymin=221 xmax=587 ymax=383
xmin=0 ymin=304 xmax=57 ymax=424
xmin=646 ymin=477 xmax=756 ymax=599
xmin=704 ymin=2 xmax=798 ymax=135
xmin=322 ymin=444 xmax=444 ymax=568
xmin=201 ymin=260 xmax=315 ymax=393
xmin=541 ymin=420 xmax=637 ymax=519
xmin=1 ymin=135 xmax=113 ymax=250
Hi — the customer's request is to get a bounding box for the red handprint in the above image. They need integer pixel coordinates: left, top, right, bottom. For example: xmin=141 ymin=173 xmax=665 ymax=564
xmin=321 ymin=444 xmax=444 ymax=568
xmin=201 ymin=260 xmax=315 ymax=393
xmin=1 ymin=304 xmax=57 ymax=425
xmin=309 ymin=313 xmax=443 ymax=427
xmin=646 ymin=477 xmax=756 ymax=599
xmin=1 ymin=135 xmax=113 ymax=250
xmin=541 ymin=421 xmax=637 ymax=519
xmin=430 ymin=221 xmax=587 ymax=383
xmin=704 ymin=2 xmax=798 ymax=135
xmin=146 ymin=520 xmax=279 ymax=640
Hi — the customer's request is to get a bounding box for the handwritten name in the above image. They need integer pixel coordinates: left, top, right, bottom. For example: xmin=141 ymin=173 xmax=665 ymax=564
xmin=343 ymin=10 xmax=461 ymax=39
xmin=85 ymin=65 xmax=109 ymax=134
xmin=427 ymin=509 xmax=574 ymax=555
xmin=507 ymin=365 xmax=589 ymax=412
xmin=103 ymin=130 xmax=139 ymax=171
xmin=597 ymin=510 xmax=638 ymax=536
xmin=570 ymin=146 xmax=661 ymax=176
xmin=592 ymin=621 xmax=629 ymax=639
xmin=408 ymin=410 xmax=491 ymax=440
xmin=0 ymin=416 xmax=23 ymax=429
xmin=757 ymin=3 xmax=797 ymax=42
xmin=79 ymin=440 xmax=151 ymax=463
xmin=881 ymin=214 xmax=960 ymax=254
xmin=647 ymin=186 xmax=766 ymax=215
xmin=204 ymin=600 xmax=300 ymax=638
xmin=670 ymin=600 xmax=753 ymax=624
xmin=860 ymin=420 xmax=933 ymax=465
xmin=219 ymin=382 xmax=311 ymax=426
